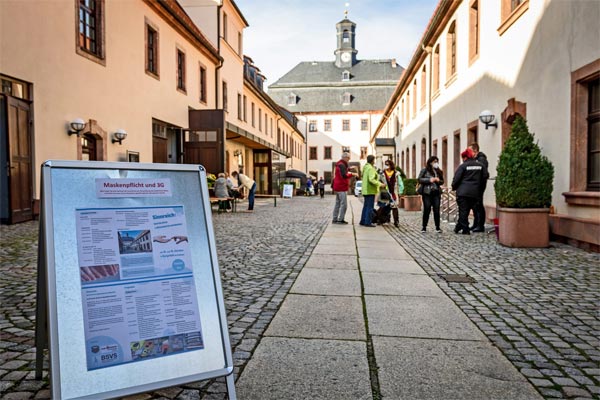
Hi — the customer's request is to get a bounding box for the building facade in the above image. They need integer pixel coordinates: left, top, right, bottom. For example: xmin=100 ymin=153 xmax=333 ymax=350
xmin=268 ymin=16 xmax=403 ymax=184
xmin=373 ymin=0 xmax=600 ymax=249
xmin=0 ymin=0 xmax=305 ymax=223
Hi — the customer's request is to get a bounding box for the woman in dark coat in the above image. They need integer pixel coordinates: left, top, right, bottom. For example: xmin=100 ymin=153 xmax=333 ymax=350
xmin=417 ymin=156 xmax=444 ymax=233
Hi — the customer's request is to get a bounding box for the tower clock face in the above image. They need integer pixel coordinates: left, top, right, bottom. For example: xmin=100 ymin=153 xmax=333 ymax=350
xmin=341 ymin=52 xmax=351 ymax=62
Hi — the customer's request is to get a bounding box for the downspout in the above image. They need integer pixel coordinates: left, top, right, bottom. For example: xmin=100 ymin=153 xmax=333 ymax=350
xmin=215 ymin=2 xmax=223 ymax=109
xmin=423 ymin=43 xmax=433 ymax=158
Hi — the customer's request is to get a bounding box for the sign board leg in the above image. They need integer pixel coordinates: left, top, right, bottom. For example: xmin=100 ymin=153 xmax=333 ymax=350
xmin=35 ymin=207 xmax=48 ymax=380
xmin=226 ymin=373 xmax=237 ymax=400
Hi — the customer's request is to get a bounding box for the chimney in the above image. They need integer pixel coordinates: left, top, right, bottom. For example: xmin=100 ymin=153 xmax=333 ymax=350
xmin=391 ymin=58 xmax=397 ymax=68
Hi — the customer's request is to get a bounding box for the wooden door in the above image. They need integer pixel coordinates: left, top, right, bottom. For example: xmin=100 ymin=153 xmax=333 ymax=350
xmin=153 ymin=136 xmax=168 ymax=163
xmin=184 ymin=142 xmax=218 ymax=173
xmin=7 ymin=97 xmax=33 ymax=223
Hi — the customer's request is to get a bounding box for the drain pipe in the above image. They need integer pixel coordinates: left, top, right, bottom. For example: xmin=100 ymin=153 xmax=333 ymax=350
xmin=215 ymin=2 xmax=223 ymax=109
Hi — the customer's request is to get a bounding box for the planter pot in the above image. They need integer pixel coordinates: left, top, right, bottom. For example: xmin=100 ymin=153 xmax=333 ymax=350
xmin=404 ymin=195 xmax=422 ymax=212
xmin=398 ymin=196 xmax=405 ymax=209
xmin=497 ymin=207 xmax=550 ymax=248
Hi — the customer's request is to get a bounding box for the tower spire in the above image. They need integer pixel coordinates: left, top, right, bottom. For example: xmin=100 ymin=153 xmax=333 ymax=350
xmin=344 ymin=2 xmax=349 ymax=19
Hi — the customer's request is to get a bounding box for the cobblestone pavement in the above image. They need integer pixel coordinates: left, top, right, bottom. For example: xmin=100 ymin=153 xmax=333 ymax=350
xmin=386 ymin=211 xmax=600 ymax=400
xmin=1 ymin=198 xmax=599 ymax=400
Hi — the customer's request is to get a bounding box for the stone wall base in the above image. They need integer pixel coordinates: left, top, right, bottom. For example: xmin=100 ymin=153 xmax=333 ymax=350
xmin=550 ymin=214 xmax=600 ymax=253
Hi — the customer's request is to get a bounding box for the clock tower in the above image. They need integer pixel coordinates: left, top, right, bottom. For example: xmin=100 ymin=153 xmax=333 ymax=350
xmin=334 ymin=17 xmax=357 ymax=68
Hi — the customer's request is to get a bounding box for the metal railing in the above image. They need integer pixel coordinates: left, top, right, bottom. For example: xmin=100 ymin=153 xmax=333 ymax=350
xmin=441 ymin=186 xmax=458 ymax=224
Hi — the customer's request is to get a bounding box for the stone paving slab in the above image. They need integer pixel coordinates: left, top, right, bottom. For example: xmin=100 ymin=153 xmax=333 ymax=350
xmin=235 ymin=337 xmax=371 ymax=400
xmin=365 ymin=295 xmax=487 ymax=340
xmin=312 ymin=243 xmax=356 ymax=255
xmin=291 ymin=268 xmax=361 ymax=296
xmin=374 ymin=336 xmax=542 ymax=400
xmin=304 ymin=254 xmax=358 ymax=270
xmin=356 ymin=239 xmax=399 ymax=248
xmin=265 ymin=294 xmax=366 ymax=340
xmin=359 ymin=258 xmax=426 ymax=274
xmin=362 ymin=272 xmax=446 ymax=297
xmin=357 ymin=245 xmax=412 ymax=259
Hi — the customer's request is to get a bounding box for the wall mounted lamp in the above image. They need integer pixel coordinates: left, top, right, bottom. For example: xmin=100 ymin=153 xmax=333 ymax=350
xmin=233 ymin=150 xmax=242 ymax=157
xmin=68 ymin=118 xmax=86 ymax=137
xmin=479 ymin=110 xmax=498 ymax=130
xmin=112 ymin=129 xmax=127 ymax=145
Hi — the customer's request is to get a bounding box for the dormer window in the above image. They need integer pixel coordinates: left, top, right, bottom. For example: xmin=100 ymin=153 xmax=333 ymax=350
xmin=342 ymin=92 xmax=351 ymax=105
xmin=343 ymin=30 xmax=350 ymax=43
xmin=288 ymin=93 xmax=297 ymax=106
xmin=342 ymin=71 xmax=350 ymax=81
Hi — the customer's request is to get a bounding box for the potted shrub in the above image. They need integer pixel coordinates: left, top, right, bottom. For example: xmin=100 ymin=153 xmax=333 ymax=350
xmin=494 ymin=116 xmax=554 ymax=247
xmin=403 ymin=178 xmax=422 ymax=211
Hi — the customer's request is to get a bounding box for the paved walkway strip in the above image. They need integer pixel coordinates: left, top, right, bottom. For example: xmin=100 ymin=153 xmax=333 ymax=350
xmin=236 ymin=197 xmax=541 ymax=399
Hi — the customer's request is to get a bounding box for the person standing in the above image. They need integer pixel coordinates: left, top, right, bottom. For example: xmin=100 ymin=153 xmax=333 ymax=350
xmin=383 ymin=160 xmax=404 ymax=227
xmin=317 ymin=177 xmax=325 ymax=198
xmin=417 ymin=156 xmax=444 ymax=232
xmin=306 ymin=177 xmax=313 ymax=196
xmin=231 ymin=170 xmax=256 ymax=211
xmin=451 ymin=148 xmax=488 ymax=234
xmin=469 ymin=142 xmax=489 ymax=232
xmin=332 ymin=152 xmax=357 ymax=224
xmin=360 ymin=155 xmax=386 ymax=227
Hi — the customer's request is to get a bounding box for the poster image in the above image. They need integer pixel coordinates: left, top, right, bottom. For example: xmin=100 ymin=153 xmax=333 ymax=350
xmin=75 ymin=206 xmax=204 ymax=370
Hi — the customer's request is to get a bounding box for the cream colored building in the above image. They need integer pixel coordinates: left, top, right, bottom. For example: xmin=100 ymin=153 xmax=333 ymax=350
xmin=0 ymin=0 xmax=305 ymax=223
xmin=373 ymin=0 xmax=600 ymax=249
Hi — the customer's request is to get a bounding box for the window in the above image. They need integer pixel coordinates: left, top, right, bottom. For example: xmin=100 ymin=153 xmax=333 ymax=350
xmin=199 ymin=65 xmax=207 ymax=103
xmin=433 ymin=45 xmax=440 ymax=93
xmin=342 ymin=71 xmax=350 ymax=81
xmin=343 ymin=30 xmax=350 ymax=42
xmin=453 ymin=129 xmax=461 ymax=172
xmin=77 ymin=0 xmax=105 ymax=62
xmin=251 ymin=103 xmax=255 ymax=127
xmin=421 ymin=65 xmax=427 ymax=107
xmin=442 ymin=137 xmax=448 ymax=176
xmin=222 ymin=81 xmax=227 ymax=111
xmin=324 ymin=171 xmax=332 ymax=184
xmin=265 ymin=114 xmax=268 ymax=135
xmin=499 ymin=0 xmax=529 ymax=35
xmin=270 ymin=118 xmax=273 ymax=137
xmin=288 ymin=93 xmax=297 ymax=106
xmin=469 ymin=0 xmax=479 ymax=63
xmin=309 ymin=120 xmax=317 ymax=132
xmin=238 ymin=31 xmax=242 ymax=55
xmin=324 ymin=119 xmax=332 ymax=132
xmin=342 ymin=119 xmax=350 ymax=131
xmin=342 ymin=146 xmax=350 ymax=154
xmin=146 ymin=23 xmax=159 ymax=76
xmin=324 ymin=146 xmax=332 ymax=160
xmin=258 ymin=108 xmax=262 ymax=131
xmin=361 ymin=119 xmax=368 ymax=131
xmin=243 ymin=95 xmax=247 ymax=121
xmin=237 ymin=94 xmax=242 ymax=120
xmin=433 ymin=140 xmax=438 ymax=157
xmin=412 ymin=80 xmax=417 ymax=117
xmin=222 ymin=12 xmax=228 ymax=41
xmin=401 ymin=151 xmax=405 ymax=172
xmin=447 ymin=21 xmax=457 ymax=81
xmin=567 ymin=60 xmax=600 ymax=204
xmin=411 ymin=144 xmax=416 ymax=178
xmin=309 ymin=147 xmax=317 ymax=160
xmin=401 ymin=99 xmax=405 ymax=126
xmin=467 ymin=120 xmax=478 ymax=145
xmin=421 ymin=138 xmax=427 ymax=168
xmin=360 ymin=147 xmax=367 ymax=160
xmin=177 ymin=49 xmax=186 ymax=92
xmin=342 ymin=92 xmax=351 ymax=105
xmin=405 ymin=147 xmax=410 ymax=174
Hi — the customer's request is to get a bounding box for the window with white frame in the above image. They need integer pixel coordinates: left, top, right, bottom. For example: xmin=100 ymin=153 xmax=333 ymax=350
xmin=309 ymin=120 xmax=317 ymax=132
xmin=342 ymin=92 xmax=351 ymax=105
xmin=342 ymin=71 xmax=350 ymax=81
xmin=288 ymin=93 xmax=297 ymax=106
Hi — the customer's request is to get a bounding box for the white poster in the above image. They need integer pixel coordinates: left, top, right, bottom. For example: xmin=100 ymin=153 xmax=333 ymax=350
xmin=282 ymin=184 xmax=294 ymax=198
xmin=75 ymin=206 xmax=204 ymax=370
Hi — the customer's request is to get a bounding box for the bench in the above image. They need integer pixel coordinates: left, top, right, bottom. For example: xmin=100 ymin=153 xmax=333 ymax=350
xmin=254 ymin=194 xmax=279 ymax=207
xmin=209 ymin=197 xmax=236 ymax=213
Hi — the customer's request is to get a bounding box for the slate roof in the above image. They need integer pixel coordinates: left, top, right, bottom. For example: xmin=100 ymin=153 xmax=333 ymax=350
xmin=268 ymin=59 xmax=404 ymax=112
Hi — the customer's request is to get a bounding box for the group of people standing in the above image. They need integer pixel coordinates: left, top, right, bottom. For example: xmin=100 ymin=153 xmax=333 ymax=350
xmin=331 ymin=143 xmax=489 ymax=233
xmin=213 ymin=171 xmax=257 ymax=212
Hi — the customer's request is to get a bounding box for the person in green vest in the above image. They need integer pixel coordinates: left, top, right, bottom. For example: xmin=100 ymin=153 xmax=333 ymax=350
xmin=360 ymin=155 xmax=386 ymax=227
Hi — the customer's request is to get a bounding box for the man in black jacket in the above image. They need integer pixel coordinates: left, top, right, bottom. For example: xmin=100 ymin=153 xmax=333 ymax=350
xmin=452 ymin=148 xmax=489 ymax=234
xmin=469 ymin=142 xmax=489 ymax=232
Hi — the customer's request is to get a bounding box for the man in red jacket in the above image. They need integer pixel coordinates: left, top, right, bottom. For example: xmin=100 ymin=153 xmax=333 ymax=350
xmin=332 ymin=152 xmax=357 ymax=224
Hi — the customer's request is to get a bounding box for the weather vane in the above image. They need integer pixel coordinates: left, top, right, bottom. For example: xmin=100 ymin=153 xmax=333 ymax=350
xmin=344 ymin=2 xmax=350 ymax=19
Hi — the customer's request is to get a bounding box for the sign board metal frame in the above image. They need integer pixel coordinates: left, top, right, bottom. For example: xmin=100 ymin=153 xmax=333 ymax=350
xmin=35 ymin=160 xmax=235 ymax=399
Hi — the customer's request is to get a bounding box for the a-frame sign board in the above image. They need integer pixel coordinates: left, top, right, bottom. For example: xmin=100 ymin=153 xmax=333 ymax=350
xmin=35 ymin=160 xmax=236 ymax=399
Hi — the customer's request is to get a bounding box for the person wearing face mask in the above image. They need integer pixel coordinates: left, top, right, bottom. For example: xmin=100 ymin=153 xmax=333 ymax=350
xmin=383 ymin=160 xmax=404 ymax=227
xmin=417 ymin=156 xmax=444 ymax=233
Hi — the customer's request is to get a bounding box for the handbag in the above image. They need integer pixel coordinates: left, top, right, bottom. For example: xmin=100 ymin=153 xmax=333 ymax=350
xmin=423 ymin=184 xmax=432 ymax=195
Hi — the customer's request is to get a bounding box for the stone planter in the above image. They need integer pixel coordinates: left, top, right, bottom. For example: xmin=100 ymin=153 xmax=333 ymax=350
xmin=403 ymin=195 xmax=422 ymax=212
xmin=497 ymin=207 xmax=550 ymax=248
xmin=398 ymin=196 xmax=405 ymax=209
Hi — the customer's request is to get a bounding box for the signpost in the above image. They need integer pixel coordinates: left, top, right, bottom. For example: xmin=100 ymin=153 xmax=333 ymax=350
xmin=282 ymin=184 xmax=294 ymax=198
xmin=35 ymin=160 xmax=235 ymax=399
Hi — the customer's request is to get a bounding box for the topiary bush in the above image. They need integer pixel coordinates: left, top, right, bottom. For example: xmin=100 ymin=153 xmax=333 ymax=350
xmin=403 ymin=178 xmax=418 ymax=196
xmin=396 ymin=166 xmax=407 ymax=179
xmin=494 ymin=115 xmax=554 ymax=208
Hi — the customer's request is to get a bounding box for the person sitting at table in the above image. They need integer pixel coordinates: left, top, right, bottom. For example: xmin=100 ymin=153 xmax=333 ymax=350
xmin=214 ymin=172 xmax=232 ymax=211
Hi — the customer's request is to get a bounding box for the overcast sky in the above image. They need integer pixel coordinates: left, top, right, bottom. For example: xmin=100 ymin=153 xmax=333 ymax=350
xmin=235 ymin=0 xmax=439 ymax=88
